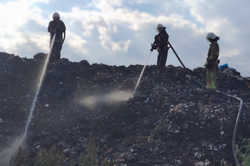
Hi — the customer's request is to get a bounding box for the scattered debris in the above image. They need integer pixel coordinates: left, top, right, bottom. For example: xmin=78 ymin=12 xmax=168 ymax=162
xmin=0 ymin=53 xmax=249 ymax=165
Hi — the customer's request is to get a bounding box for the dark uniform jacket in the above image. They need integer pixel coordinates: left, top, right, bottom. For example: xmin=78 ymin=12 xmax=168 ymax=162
xmin=151 ymin=29 xmax=169 ymax=52
xmin=48 ymin=19 xmax=66 ymax=41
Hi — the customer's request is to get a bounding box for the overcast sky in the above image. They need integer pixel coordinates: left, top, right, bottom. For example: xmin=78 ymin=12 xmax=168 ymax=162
xmin=0 ymin=0 xmax=249 ymax=76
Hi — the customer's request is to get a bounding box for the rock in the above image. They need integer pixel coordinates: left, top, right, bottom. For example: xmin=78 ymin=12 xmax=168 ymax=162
xmin=63 ymin=148 xmax=70 ymax=153
xmin=80 ymin=59 xmax=90 ymax=66
xmin=35 ymin=145 xmax=41 ymax=149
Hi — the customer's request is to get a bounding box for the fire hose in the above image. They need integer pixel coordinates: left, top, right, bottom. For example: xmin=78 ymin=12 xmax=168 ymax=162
xmin=168 ymin=42 xmax=186 ymax=69
xmin=169 ymin=43 xmax=243 ymax=165
xmin=192 ymin=75 xmax=244 ymax=166
xmin=216 ymin=90 xmax=243 ymax=166
xmin=142 ymin=42 xmax=243 ymax=165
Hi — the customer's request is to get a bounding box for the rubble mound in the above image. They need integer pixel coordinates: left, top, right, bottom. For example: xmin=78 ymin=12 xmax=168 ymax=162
xmin=0 ymin=52 xmax=249 ymax=165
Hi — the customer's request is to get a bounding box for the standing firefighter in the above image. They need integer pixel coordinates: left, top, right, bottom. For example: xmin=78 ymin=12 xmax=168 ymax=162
xmin=150 ymin=24 xmax=169 ymax=72
xmin=205 ymin=32 xmax=220 ymax=89
xmin=48 ymin=12 xmax=66 ymax=62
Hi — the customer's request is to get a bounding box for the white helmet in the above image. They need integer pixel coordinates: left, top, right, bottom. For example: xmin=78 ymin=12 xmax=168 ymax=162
xmin=157 ymin=24 xmax=165 ymax=31
xmin=52 ymin=12 xmax=60 ymax=19
xmin=207 ymin=32 xmax=219 ymax=40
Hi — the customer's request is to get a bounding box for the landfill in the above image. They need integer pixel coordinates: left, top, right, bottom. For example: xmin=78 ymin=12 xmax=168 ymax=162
xmin=0 ymin=52 xmax=249 ymax=165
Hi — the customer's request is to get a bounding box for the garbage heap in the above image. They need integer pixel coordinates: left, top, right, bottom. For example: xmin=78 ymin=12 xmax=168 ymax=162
xmin=0 ymin=52 xmax=249 ymax=166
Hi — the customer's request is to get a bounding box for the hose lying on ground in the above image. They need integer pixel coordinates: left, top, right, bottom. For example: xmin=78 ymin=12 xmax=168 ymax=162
xmin=187 ymin=69 xmax=244 ymax=166
xmin=216 ymin=90 xmax=243 ymax=166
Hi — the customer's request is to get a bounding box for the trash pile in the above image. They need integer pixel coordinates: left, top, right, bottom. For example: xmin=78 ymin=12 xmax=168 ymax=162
xmin=0 ymin=52 xmax=249 ymax=165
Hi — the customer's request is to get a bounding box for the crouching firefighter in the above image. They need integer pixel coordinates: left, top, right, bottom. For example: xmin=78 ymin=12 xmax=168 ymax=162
xmin=150 ymin=24 xmax=169 ymax=73
xmin=48 ymin=12 xmax=66 ymax=62
xmin=205 ymin=32 xmax=220 ymax=89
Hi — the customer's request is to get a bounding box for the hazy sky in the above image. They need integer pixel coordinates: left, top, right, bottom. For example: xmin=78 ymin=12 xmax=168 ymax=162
xmin=0 ymin=0 xmax=249 ymax=76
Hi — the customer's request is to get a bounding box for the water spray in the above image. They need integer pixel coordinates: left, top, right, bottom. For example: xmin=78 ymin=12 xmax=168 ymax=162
xmin=23 ymin=35 xmax=55 ymax=138
xmin=133 ymin=52 xmax=153 ymax=96
xmin=0 ymin=35 xmax=56 ymax=166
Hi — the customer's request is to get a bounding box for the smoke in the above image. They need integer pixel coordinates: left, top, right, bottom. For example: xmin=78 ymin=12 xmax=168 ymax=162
xmin=0 ymin=135 xmax=25 ymax=166
xmin=80 ymin=90 xmax=133 ymax=109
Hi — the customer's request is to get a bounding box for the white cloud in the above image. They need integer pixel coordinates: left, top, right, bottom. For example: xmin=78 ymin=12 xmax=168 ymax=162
xmin=222 ymin=49 xmax=240 ymax=58
xmin=58 ymin=0 xmax=205 ymax=62
xmin=97 ymin=26 xmax=131 ymax=52
xmin=93 ymin=0 xmax=123 ymax=8
xmin=0 ymin=0 xmax=249 ymax=76
xmin=0 ymin=0 xmax=204 ymax=57
xmin=0 ymin=0 xmax=49 ymax=53
xmin=67 ymin=33 xmax=88 ymax=54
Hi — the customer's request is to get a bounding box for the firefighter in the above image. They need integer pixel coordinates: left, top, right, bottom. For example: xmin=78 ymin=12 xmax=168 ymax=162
xmin=48 ymin=12 xmax=66 ymax=62
xmin=205 ymin=32 xmax=220 ymax=89
xmin=150 ymin=24 xmax=169 ymax=72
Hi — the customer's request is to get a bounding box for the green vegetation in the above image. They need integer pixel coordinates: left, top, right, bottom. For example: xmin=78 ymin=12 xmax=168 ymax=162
xmin=33 ymin=145 xmax=65 ymax=166
xmin=238 ymin=139 xmax=250 ymax=166
xmin=79 ymin=136 xmax=98 ymax=166
xmin=12 ymin=135 xmax=117 ymax=166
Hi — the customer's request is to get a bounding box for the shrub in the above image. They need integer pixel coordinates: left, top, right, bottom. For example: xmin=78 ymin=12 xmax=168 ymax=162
xmin=33 ymin=145 xmax=66 ymax=166
xmin=238 ymin=139 xmax=250 ymax=166
xmin=79 ymin=136 xmax=98 ymax=166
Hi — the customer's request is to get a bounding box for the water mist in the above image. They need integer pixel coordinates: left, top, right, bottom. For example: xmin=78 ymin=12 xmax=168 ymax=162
xmin=0 ymin=35 xmax=56 ymax=166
